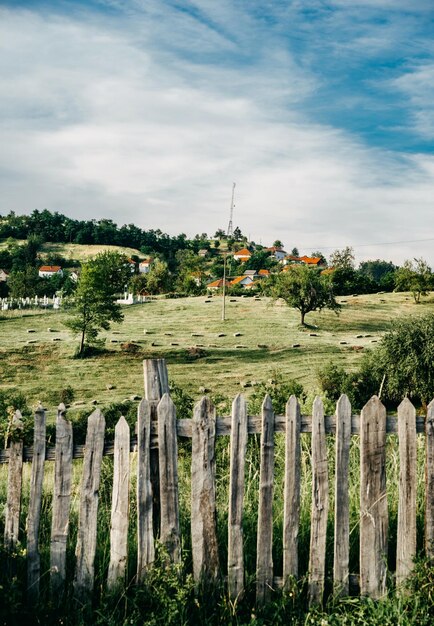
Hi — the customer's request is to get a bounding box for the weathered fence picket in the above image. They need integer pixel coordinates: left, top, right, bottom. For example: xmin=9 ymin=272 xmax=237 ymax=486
xmin=50 ymin=404 xmax=73 ymax=601
xmin=136 ymin=398 xmax=154 ymax=581
xmin=191 ymin=397 xmax=219 ymax=584
xmin=228 ymin=393 xmax=248 ymax=601
xmin=333 ymin=394 xmax=351 ymax=596
xmin=360 ymin=396 xmax=388 ymax=599
xmin=157 ymin=393 xmax=181 ymax=565
xmin=256 ymin=394 xmax=275 ymax=605
xmin=283 ymin=395 xmax=301 ymax=586
xmin=2 ymin=358 xmax=434 ymax=609
xmin=308 ymin=397 xmax=329 ymax=606
xmin=4 ymin=410 xmax=24 ymax=552
xmin=27 ymin=404 xmax=46 ymax=605
xmin=107 ymin=416 xmax=130 ymax=589
xmin=396 ymin=398 xmax=417 ymax=589
xmin=73 ymin=409 xmax=105 ymax=604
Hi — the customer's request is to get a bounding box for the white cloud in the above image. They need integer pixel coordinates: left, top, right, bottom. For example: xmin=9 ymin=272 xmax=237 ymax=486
xmin=1 ymin=5 xmax=434 ymax=265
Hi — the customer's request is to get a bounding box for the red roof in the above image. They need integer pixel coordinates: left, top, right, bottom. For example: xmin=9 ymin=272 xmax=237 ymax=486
xmin=207 ymin=278 xmax=231 ymax=288
xmin=234 ymin=248 xmax=251 ymax=256
xmin=39 ymin=265 xmax=62 ymax=272
xmin=258 ymin=269 xmax=270 ymax=276
xmin=231 ymin=275 xmax=253 ymax=285
xmin=300 ymin=256 xmax=322 ymax=265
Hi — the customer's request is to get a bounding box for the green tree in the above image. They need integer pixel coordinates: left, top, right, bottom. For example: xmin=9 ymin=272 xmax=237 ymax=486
xmin=64 ymin=252 xmax=131 ymax=356
xmin=273 ymin=240 xmax=283 ymax=249
xmin=146 ymin=259 xmax=172 ymax=294
xmin=329 ymin=246 xmax=355 ymax=270
xmin=395 ymin=258 xmax=432 ymax=303
xmin=8 ymin=266 xmax=40 ymax=298
xmin=269 ymin=265 xmax=340 ymax=325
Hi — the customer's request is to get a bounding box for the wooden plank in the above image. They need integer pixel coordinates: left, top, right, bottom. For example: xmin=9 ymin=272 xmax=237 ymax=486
xmin=333 ymin=394 xmax=351 ymax=596
xmin=107 ymin=416 xmax=130 ymax=589
xmin=50 ymin=404 xmax=73 ymax=602
xmin=308 ymin=397 xmax=329 ymax=606
xmin=143 ymin=359 xmax=170 ymax=537
xmin=228 ymin=394 xmax=248 ymax=601
xmin=360 ymin=396 xmax=388 ymax=599
xmin=426 ymin=399 xmax=434 ymax=560
xmin=27 ymin=404 xmax=46 ymax=605
xmin=158 ymin=393 xmax=181 ymax=564
xmin=136 ymin=398 xmax=154 ymax=582
xmin=283 ymin=395 xmax=301 ymax=585
xmin=73 ymin=409 xmax=106 ymax=604
xmin=256 ymin=395 xmax=275 ymax=605
xmin=4 ymin=410 xmax=24 ymax=551
xmin=396 ymin=398 xmax=417 ymax=589
xmin=191 ymin=397 xmax=219 ymax=584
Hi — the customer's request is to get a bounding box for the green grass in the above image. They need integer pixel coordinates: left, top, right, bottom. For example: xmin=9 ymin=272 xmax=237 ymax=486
xmin=0 ymin=239 xmax=143 ymax=262
xmin=1 ymin=291 xmax=433 ymax=418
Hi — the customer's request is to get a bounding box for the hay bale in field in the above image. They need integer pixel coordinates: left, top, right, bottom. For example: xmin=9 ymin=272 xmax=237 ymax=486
xmin=217 ymin=333 xmax=226 ymax=337
xmin=257 ymin=344 xmax=268 ymax=349
xmin=191 ymin=332 xmax=203 ymax=337
xmin=106 ymin=384 xmax=115 ymax=390
xmin=52 ymin=338 xmax=61 ymax=342
xmin=27 ymin=340 xmax=37 ymax=344
xmin=170 ymin=342 xmax=179 ymax=346
xmin=309 ymin=333 xmax=318 ymax=337
xmin=120 ymin=342 xmax=141 ymax=353
xmin=27 ymin=329 xmax=36 ymax=333
xmin=186 ymin=346 xmax=207 ymax=359
xmin=208 ymin=343 xmax=217 ymax=347
xmin=339 ymin=341 xmax=347 ymax=345
xmin=130 ymin=394 xmax=141 ymax=401
xmin=164 ymin=332 xmax=173 ymax=336
xmin=235 ymin=345 xmax=247 ymax=349
xmin=233 ymin=332 xmax=242 ymax=337
xmin=292 ymin=343 xmax=301 ymax=348
xmin=199 ymin=386 xmax=210 ymax=393
xmin=48 ymin=328 xmax=59 ymax=332
xmin=204 ymin=299 xmax=212 ymax=303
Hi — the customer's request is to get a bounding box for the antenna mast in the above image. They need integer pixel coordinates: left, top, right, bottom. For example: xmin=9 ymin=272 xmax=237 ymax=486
xmin=226 ymin=182 xmax=236 ymax=237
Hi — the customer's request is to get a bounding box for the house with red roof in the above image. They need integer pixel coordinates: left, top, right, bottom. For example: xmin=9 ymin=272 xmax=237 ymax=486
xmin=265 ymin=246 xmax=287 ymax=261
xmin=231 ymin=275 xmax=254 ymax=287
xmin=207 ymin=278 xmax=232 ymax=290
xmin=233 ymin=248 xmax=252 ymax=262
xmin=38 ymin=265 xmax=63 ymax=278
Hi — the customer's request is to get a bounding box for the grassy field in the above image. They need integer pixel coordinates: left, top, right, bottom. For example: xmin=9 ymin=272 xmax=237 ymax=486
xmin=0 ymin=239 xmax=143 ymax=262
xmin=1 ymin=291 xmax=433 ymax=417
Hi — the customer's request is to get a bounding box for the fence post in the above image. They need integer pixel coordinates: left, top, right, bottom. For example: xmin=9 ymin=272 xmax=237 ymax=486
xmin=136 ymin=399 xmax=155 ymax=582
xmin=256 ymin=394 xmax=274 ymax=605
xmin=283 ymin=395 xmax=301 ymax=587
xmin=27 ymin=404 xmax=46 ymax=606
xmin=426 ymin=399 xmax=434 ymax=560
xmin=143 ymin=358 xmax=169 ymax=536
xmin=107 ymin=416 xmax=130 ymax=589
xmin=308 ymin=396 xmax=329 ymax=607
xmin=157 ymin=393 xmax=181 ymax=564
xmin=50 ymin=403 xmax=73 ymax=602
xmin=360 ymin=396 xmax=388 ymax=599
xmin=73 ymin=409 xmax=105 ymax=605
xmin=228 ymin=394 xmax=248 ymax=602
xmin=334 ymin=394 xmax=351 ymax=597
xmin=4 ymin=410 xmax=24 ymax=552
xmin=191 ymin=396 xmax=219 ymax=585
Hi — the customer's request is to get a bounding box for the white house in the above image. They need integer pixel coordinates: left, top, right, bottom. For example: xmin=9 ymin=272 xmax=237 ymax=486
xmin=38 ymin=265 xmax=63 ymax=278
xmin=139 ymin=259 xmax=153 ymax=274
xmin=233 ymin=248 xmax=252 ymax=262
xmin=231 ymin=275 xmax=254 ymax=288
xmin=0 ymin=269 xmax=9 ymax=282
xmin=265 ymin=246 xmax=287 ymax=261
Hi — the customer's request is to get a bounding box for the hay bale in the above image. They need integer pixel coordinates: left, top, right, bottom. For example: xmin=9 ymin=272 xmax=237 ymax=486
xmin=233 ymin=332 xmax=242 ymax=337
xmin=27 ymin=329 xmax=36 ymax=333
xmin=170 ymin=342 xmax=179 ymax=346
xmin=106 ymin=384 xmax=115 ymax=390
xmin=110 ymin=339 xmax=118 ymax=343
xmin=235 ymin=345 xmax=247 ymax=349
xmin=91 ymin=399 xmax=99 ymax=405
xmin=164 ymin=332 xmax=173 ymax=336
xmin=257 ymin=344 xmax=268 ymax=349
xmin=240 ymin=381 xmax=252 ymax=388
xmin=208 ymin=343 xmax=217 ymax=347
xmin=52 ymin=338 xmax=61 ymax=342
xmin=26 ymin=340 xmax=37 ymax=344
xmin=356 ymin=335 xmax=363 ymax=338
xmin=204 ymin=300 xmax=212 ymax=303
xmin=292 ymin=344 xmax=301 ymax=348
xmin=309 ymin=333 xmax=318 ymax=337
xmin=217 ymin=333 xmax=226 ymax=337
xmin=199 ymin=386 xmax=210 ymax=393
xmin=339 ymin=341 xmax=347 ymax=345
xmin=130 ymin=394 xmax=141 ymax=401
xmin=186 ymin=346 xmax=206 ymax=359
xmin=191 ymin=333 xmax=203 ymax=337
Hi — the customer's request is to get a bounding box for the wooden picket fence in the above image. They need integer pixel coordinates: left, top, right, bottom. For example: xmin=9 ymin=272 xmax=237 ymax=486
xmin=2 ymin=358 xmax=434 ymax=607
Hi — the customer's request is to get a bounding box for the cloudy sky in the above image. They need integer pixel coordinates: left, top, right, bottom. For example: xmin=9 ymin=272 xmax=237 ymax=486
xmin=1 ymin=0 xmax=434 ymax=263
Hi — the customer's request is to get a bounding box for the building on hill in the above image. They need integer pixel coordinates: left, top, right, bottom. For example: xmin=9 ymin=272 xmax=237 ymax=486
xmin=0 ymin=269 xmax=9 ymax=282
xmin=258 ymin=269 xmax=270 ymax=276
xmin=265 ymin=246 xmax=287 ymax=261
xmin=198 ymin=249 xmax=210 ymax=258
xmin=284 ymin=255 xmax=324 ymax=267
xmin=231 ymin=275 xmax=254 ymax=288
xmin=207 ymin=278 xmax=232 ymax=289
xmin=39 ymin=265 xmax=63 ymax=278
xmin=233 ymin=248 xmax=252 ymax=262
xmin=139 ymin=259 xmax=153 ymax=274
xmin=299 ymin=255 xmax=323 ymax=266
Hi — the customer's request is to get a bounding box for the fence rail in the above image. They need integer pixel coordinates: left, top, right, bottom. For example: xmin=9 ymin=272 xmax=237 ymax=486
xmin=2 ymin=358 xmax=434 ymax=608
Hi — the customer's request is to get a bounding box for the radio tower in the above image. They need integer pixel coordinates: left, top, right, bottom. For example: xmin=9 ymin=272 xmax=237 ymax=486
xmin=226 ymin=182 xmax=236 ymax=237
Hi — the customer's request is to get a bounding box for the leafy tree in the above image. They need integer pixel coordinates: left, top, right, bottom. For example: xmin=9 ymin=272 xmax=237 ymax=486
xmin=310 ymin=250 xmax=327 ymax=265
xmin=395 ymin=258 xmax=432 ymax=303
xmin=291 ymin=247 xmax=299 ymax=257
xmin=8 ymin=266 xmax=40 ymax=298
xmin=359 ymin=259 xmax=397 ymax=284
xmin=175 ymin=250 xmax=206 ymax=294
xmin=214 ymin=229 xmax=225 ymax=239
xmin=269 ymin=265 xmax=340 ymax=325
xmin=232 ymin=226 xmax=242 ymax=241
xmin=64 ymin=252 xmax=131 ymax=356
xmin=329 ymin=246 xmax=355 ymax=270
xmin=146 ymin=259 xmax=172 ymax=294
xmin=129 ymin=273 xmax=149 ymax=295
xmin=273 ymin=240 xmax=283 ymax=249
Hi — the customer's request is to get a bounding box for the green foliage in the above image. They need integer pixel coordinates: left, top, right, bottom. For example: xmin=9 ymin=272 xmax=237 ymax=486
xmin=0 ymin=389 xmax=32 ymax=446
xmin=269 ymin=265 xmax=340 ymax=325
xmin=359 ymin=259 xmax=397 ymax=284
xmin=249 ymin=372 xmax=305 ymax=415
xmin=395 ymin=258 xmax=432 ymax=303
xmin=329 ymin=246 xmax=355 ymax=271
xmin=146 ymin=259 xmax=173 ymax=294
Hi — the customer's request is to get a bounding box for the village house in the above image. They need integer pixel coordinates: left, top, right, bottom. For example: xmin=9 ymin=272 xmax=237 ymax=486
xmin=231 ymin=275 xmax=254 ymax=287
xmin=207 ymin=278 xmax=231 ymax=290
xmin=198 ymin=249 xmax=210 ymax=258
xmin=265 ymin=246 xmax=287 ymax=261
xmin=0 ymin=269 xmax=9 ymax=282
xmin=38 ymin=265 xmax=63 ymax=278
xmin=138 ymin=259 xmax=153 ymax=274
xmin=233 ymin=248 xmax=252 ymax=262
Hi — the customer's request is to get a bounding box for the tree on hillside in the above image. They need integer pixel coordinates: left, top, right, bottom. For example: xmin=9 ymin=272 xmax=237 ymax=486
xmin=394 ymin=258 xmax=432 ymax=303
xmin=359 ymin=259 xmax=396 ymax=284
xmin=291 ymin=247 xmax=299 ymax=257
xmin=269 ymin=265 xmax=340 ymax=325
xmin=329 ymin=246 xmax=355 ymax=270
xmin=64 ymin=251 xmax=131 ymax=357
xmin=146 ymin=259 xmax=172 ymax=294
xmin=273 ymin=240 xmax=283 ymax=249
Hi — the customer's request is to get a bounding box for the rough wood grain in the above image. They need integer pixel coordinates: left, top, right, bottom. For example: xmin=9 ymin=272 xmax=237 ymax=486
xmin=27 ymin=404 xmax=46 ymax=605
xmin=143 ymin=359 xmax=170 ymax=537
xmin=308 ymin=397 xmax=329 ymax=606
xmin=136 ymin=398 xmax=154 ymax=582
xmin=396 ymin=398 xmax=417 ymax=589
xmin=107 ymin=416 xmax=130 ymax=589
xmin=4 ymin=410 xmax=24 ymax=551
xmin=50 ymin=404 xmax=73 ymax=602
xmin=191 ymin=397 xmax=220 ymax=584
xmin=256 ymin=394 xmax=275 ymax=605
xmin=360 ymin=396 xmax=388 ymax=599
xmin=333 ymin=395 xmax=351 ymax=597
xmin=426 ymin=399 xmax=434 ymax=560
xmin=73 ymin=409 xmax=105 ymax=605
xmin=283 ymin=395 xmax=301 ymax=586
xmin=158 ymin=393 xmax=181 ymax=564
xmin=228 ymin=394 xmax=248 ymax=601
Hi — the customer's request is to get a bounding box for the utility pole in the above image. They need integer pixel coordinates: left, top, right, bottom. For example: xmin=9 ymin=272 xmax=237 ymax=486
xmin=222 ymin=251 xmax=227 ymax=321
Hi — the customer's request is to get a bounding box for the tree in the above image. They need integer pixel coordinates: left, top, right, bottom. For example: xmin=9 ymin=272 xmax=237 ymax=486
xmin=64 ymin=252 xmax=131 ymax=356
xmin=273 ymin=240 xmax=283 ymax=249
xmin=269 ymin=265 xmax=340 ymax=325
xmin=329 ymin=246 xmax=355 ymax=270
xmin=146 ymin=259 xmax=172 ymax=294
xmin=359 ymin=259 xmax=396 ymax=284
xmin=232 ymin=226 xmax=242 ymax=241
xmin=291 ymin=247 xmax=299 ymax=257
xmin=214 ymin=229 xmax=225 ymax=239
xmin=395 ymin=258 xmax=432 ymax=303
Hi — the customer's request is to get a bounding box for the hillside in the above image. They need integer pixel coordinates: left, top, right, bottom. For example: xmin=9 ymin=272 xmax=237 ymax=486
xmin=0 ymin=239 xmax=143 ymax=262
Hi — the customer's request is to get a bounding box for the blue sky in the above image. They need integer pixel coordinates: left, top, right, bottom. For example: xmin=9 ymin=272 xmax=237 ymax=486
xmin=1 ymin=0 xmax=434 ymax=263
